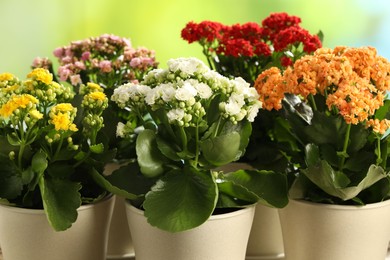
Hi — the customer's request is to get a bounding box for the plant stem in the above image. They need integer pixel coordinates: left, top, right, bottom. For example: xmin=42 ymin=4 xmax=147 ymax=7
xmin=194 ymin=120 xmax=200 ymax=168
xmin=179 ymin=126 xmax=188 ymax=152
xmin=213 ymin=116 xmax=222 ymax=138
xmin=202 ymin=45 xmax=214 ymax=70
xmin=377 ymin=137 xmax=381 ymax=164
xmin=53 ymin=136 xmax=64 ymax=162
xmin=308 ymin=94 xmax=317 ymax=111
xmin=17 ymin=122 xmax=26 ymax=168
xmin=339 ymin=123 xmax=351 ymax=170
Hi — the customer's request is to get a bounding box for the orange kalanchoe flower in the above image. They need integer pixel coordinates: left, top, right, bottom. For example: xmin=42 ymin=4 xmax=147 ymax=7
xmin=254 ymin=46 xmax=390 ymax=134
xmin=254 ymin=67 xmax=285 ymax=110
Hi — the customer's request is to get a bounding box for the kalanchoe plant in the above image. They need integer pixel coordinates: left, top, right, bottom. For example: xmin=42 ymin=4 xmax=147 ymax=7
xmin=181 ymin=12 xmax=323 ymax=172
xmin=181 ymin=12 xmax=322 ymax=84
xmin=254 ymin=46 xmax=390 ymax=205
xmin=0 ymin=68 xmax=115 ymax=231
xmin=34 ymin=34 xmax=159 ymax=160
xmin=94 ymin=57 xmax=288 ymax=232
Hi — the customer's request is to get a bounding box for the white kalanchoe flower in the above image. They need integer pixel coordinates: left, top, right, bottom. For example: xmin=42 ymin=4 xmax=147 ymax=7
xmin=167 ymin=108 xmax=185 ymax=125
xmin=143 ymin=68 xmax=166 ymax=85
xmin=167 ymin=57 xmax=209 ymax=76
xmin=159 ymin=83 xmax=176 ymax=102
xmin=145 ymin=87 xmax=163 ymax=107
xmin=192 ymin=81 xmax=212 ymax=99
xmin=247 ymin=104 xmax=261 ymax=122
xmin=112 ymin=83 xmax=151 ymax=109
xmin=224 ymin=100 xmax=241 ymax=117
xmin=116 ymin=121 xmax=135 ymax=138
xmin=116 ymin=122 xmax=126 ymax=138
xmin=175 ymin=82 xmax=197 ymax=101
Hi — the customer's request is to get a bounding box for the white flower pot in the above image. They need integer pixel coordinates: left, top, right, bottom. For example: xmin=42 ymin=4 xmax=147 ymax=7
xmin=215 ymin=163 xmax=285 ymax=260
xmin=279 ymin=199 xmax=390 ymax=260
xmin=104 ymin=163 xmax=135 ymax=259
xmin=246 ymin=204 xmax=284 ymax=260
xmin=125 ymin=202 xmax=255 ymax=260
xmin=0 ymin=194 xmax=115 ymax=260
xmin=106 ymin=196 xmax=135 ymax=259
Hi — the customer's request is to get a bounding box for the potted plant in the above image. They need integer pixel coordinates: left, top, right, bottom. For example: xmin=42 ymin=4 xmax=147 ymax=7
xmin=180 ymin=12 xmax=323 ymax=259
xmin=50 ymin=33 xmax=159 ymax=160
xmin=94 ymin=57 xmax=288 ymax=260
xmin=254 ymin=46 xmax=390 ymax=260
xmin=0 ymin=68 xmax=115 ymax=260
xmin=33 ymin=33 xmax=159 ymax=258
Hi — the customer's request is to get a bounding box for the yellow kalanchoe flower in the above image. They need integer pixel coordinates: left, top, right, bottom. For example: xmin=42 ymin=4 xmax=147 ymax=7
xmin=88 ymin=91 xmax=107 ymax=101
xmin=29 ymin=109 xmax=44 ymax=120
xmin=27 ymin=68 xmax=53 ymax=85
xmin=50 ymin=113 xmax=78 ymax=131
xmin=49 ymin=103 xmax=78 ymax=132
xmin=0 ymin=94 xmax=39 ymax=118
xmin=0 ymin=72 xmax=15 ymax=82
xmin=87 ymin=82 xmax=102 ymax=92
xmin=52 ymin=103 xmax=75 ymax=113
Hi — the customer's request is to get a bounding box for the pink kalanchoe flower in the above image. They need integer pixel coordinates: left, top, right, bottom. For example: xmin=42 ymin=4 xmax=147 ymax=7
xmin=70 ymin=74 xmax=82 ymax=86
xmin=81 ymin=51 xmax=91 ymax=61
xmin=130 ymin=57 xmax=141 ymax=68
xmin=74 ymin=61 xmax=86 ymax=70
xmin=99 ymin=60 xmax=113 ymax=73
xmin=58 ymin=66 xmax=71 ymax=81
xmin=53 ymin=47 xmax=64 ymax=58
xmin=53 ymin=34 xmax=158 ymax=88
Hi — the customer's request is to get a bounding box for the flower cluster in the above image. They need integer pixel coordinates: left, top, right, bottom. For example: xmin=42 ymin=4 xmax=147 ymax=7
xmin=112 ymin=57 xmax=261 ymax=133
xmin=30 ymin=34 xmax=160 ymax=161
xmin=255 ymin=46 xmax=390 ymax=133
xmin=181 ymin=12 xmax=322 ymax=83
xmin=0 ymin=68 xmax=114 ymax=231
xmin=255 ymin=46 xmax=390 ymax=204
xmin=106 ymin=57 xmax=282 ymax=233
xmin=51 ymin=33 xmax=158 ymax=88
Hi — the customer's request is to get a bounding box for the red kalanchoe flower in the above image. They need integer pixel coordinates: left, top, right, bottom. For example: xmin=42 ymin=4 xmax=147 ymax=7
xmin=253 ymin=41 xmax=272 ymax=57
xmin=273 ymin=27 xmax=321 ymax=52
xmin=261 ymin=12 xmax=302 ymax=41
xmin=217 ymin=38 xmax=254 ymax=57
xmin=303 ymin=36 xmax=322 ymax=53
xmin=280 ymin=56 xmax=293 ymax=67
xmin=226 ymin=22 xmax=263 ymax=42
xmin=181 ymin=21 xmax=224 ymax=44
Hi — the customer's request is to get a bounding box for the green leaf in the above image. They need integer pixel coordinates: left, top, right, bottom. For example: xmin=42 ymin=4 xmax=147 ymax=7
xmin=156 ymin=136 xmax=181 ymax=161
xmin=224 ymin=169 xmax=288 ymax=208
xmin=348 ymin=125 xmax=369 ymax=153
xmin=305 ymin=143 xmax=320 ymax=167
xmin=90 ymin=143 xmax=104 ymax=154
xmin=136 ymin=129 xmax=166 ymax=177
xmin=302 ymin=161 xmax=388 ymax=201
xmin=91 ymin=163 xmax=150 ymax=200
xmin=31 ymin=150 xmax=48 ymax=175
xmin=217 ymin=181 xmax=258 ymax=207
xmin=304 ymin=112 xmax=347 ymax=148
xmin=21 ymin=168 xmax=34 ymax=185
xmin=6 ymin=134 xmax=21 ymax=146
xmin=74 ymin=151 xmax=87 ymax=161
xmin=220 ymin=120 xmax=252 ymax=155
xmin=201 ymin=132 xmax=241 ymax=166
xmin=375 ymin=99 xmax=390 ymax=120
xmin=47 ymin=163 xmax=75 ymax=179
xmin=143 ymin=167 xmax=218 ymax=232
xmin=0 ymin=168 xmax=22 ymax=199
xmin=39 ymin=176 xmax=82 ymax=231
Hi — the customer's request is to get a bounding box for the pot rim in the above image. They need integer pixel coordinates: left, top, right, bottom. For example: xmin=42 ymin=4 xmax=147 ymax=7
xmin=125 ymin=201 xmax=256 ymax=221
xmin=289 ymin=198 xmax=390 ymax=211
xmin=0 ymin=193 xmax=114 ymax=214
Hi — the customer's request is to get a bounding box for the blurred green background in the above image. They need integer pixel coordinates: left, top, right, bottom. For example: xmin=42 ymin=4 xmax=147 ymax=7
xmin=1 ymin=0 xmax=389 ymax=78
